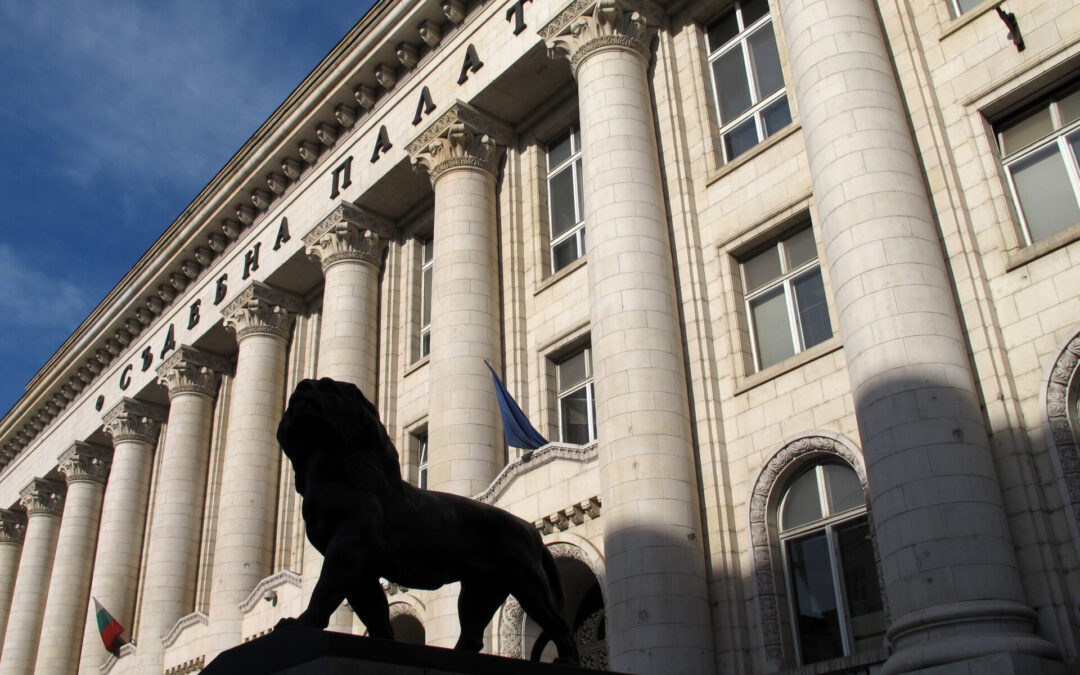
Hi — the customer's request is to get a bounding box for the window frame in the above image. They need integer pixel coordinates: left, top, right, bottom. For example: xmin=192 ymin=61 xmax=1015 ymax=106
xmin=996 ymin=82 xmax=1080 ymax=246
xmin=555 ymin=346 xmax=597 ymax=445
xmin=411 ymin=429 xmax=429 ymax=490
xmin=419 ymin=238 xmax=433 ymax=358
xmin=545 ymin=127 xmax=586 ymax=273
xmin=705 ymin=0 xmax=791 ymax=163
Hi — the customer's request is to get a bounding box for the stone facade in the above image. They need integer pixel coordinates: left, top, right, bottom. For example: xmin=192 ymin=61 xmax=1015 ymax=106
xmin=1 ymin=0 xmax=1079 ymax=673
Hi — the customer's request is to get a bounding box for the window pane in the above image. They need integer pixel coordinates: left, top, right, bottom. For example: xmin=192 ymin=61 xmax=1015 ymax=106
xmin=421 ymin=332 xmax=430 ymax=358
xmin=741 ymin=0 xmax=770 ymax=26
xmin=713 ymin=47 xmax=752 ymax=124
xmin=552 ymin=236 xmax=580 ymax=272
xmin=550 ymin=168 xmax=578 ymax=237
xmin=1010 ymin=144 xmax=1080 ymax=242
xmin=575 ymin=158 xmax=584 ymax=219
xmin=706 ymin=8 xmax=738 ymax=52
xmin=783 ymin=227 xmax=817 ymax=269
xmin=750 ymin=285 xmax=795 ymax=369
xmin=823 ymin=464 xmax=863 ymax=514
xmin=792 ymin=268 xmax=833 ymax=350
xmin=1000 ymin=106 xmax=1053 ymax=156
xmin=422 ymin=239 xmax=433 ymax=263
xmin=560 ymin=386 xmax=591 ymax=444
xmin=781 ymin=468 xmax=823 ymax=531
xmin=743 ymin=246 xmax=782 ymax=291
xmin=956 ymin=0 xmax=983 ymax=13
xmin=786 ymin=532 xmax=845 ymax=664
xmin=836 ymin=518 xmax=886 ymax=654
xmin=548 ymin=132 xmax=574 ymax=168
xmin=421 ymin=265 xmax=432 ymax=327
xmin=761 ymin=95 xmax=791 ymax=137
xmin=748 ymin=24 xmax=783 ymax=99
xmin=724 ymin=117 xmax=760 ymax=161
xmin=558 ymin=351 xmax=588 ymax=392
xmin=1060 ymin=88 xmax=1080 ymax=126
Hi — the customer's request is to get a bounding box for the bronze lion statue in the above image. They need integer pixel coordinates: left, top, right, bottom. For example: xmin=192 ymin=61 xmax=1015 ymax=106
xmin=274 ymin=377 xmax=579 ymax=664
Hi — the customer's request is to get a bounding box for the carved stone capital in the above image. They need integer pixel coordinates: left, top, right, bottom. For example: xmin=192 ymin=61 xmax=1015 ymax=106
xmin=303 ymin=203 xmax=394 ymax=272
xmin=58 ymin=442 xmax=111 ymax=485
xmin=540 ymin=0 xmax=659 ymax=76
xmin=0 ymin=509 xmax=27 ymax=544
xmin=157 ymin=346 xmax=232 ymax=398
xmin=406 ymin=101 xmax=510 ymax=184
xmin=221 ymin=281 xmax=301 ymax=342
xmin=19 ymin=478 xmax=66 ymax=517
xmin=102 ymin=398 xmax=166 ymax=445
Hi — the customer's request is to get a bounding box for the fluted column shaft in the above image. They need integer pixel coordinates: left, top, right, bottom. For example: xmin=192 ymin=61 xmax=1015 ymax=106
xmin=0 ymin=510 xmax=26 ymax=655
xmin=36 ymin=444 xmax=110 ymax=675
xmin=207 ymin=282 xmax=298 ymax=655
xmin=776 ymin=0 xmax=1058 ymax=671
xmin=131 ymin=347 xmax=226 ymax=672
xmin=542 ymin=2 xmax=712 ymax=673
xmin=0 ymin=479 xmax=65 ymax=675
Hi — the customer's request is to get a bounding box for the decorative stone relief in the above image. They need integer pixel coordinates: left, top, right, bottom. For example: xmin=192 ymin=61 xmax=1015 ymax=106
xmin=1043 ymin=329 xmax=1080 ymax=557
xmin=0 ymin=509 xmax=27 ymax=544
xmin=303 ymin=202 xmax=394 ymax=271
xmin=540 ymin=0 xmax=658 ymax=76
xmin=498 ymin=598 xmax=525 ymax=659
xmin=406 ymin=101 xmax=511 ymax=183
xmin=221 ymin=281 xmax=301 ymax=341
xmin=298 ymin=140 xmax=321 ymax=164
xmin=266 ymin=173 xmax=289 ymax=195
xmin=442 ymin=0 xmax=465 ymax=24
xmin=334 ymin=105 xmax=358 ymax=129
xmin=475 ymin=442 xmax=598 ymax=504
xmin=157 ymin=345 xmax=232 ymax=398
xmin=102 ymin=397 xmax=166 ymax=445
xmin=354 ymin=85 xmax=376 ymax=110
xmin=58 ymin=441 xmax=111 ymax=485
xmin=418 ymin=20 xmax=442 ymax=47
xmin=239 ymin=570 xmax=301 ymax=613
xmin=396 ymin=42 xmax=419 ymax=68
xmin=374 ymin=63 xmax=397 ymax=90
xmin=162 ymin=611 xmax=208 ymax=649
xmin=747 ymin=433 xmax=868 ymax=663
xmin=19 ymin=477 xmax=66 ymax=517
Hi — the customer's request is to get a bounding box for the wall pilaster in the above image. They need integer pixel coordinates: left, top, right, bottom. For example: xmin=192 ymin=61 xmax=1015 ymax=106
xmin=0 ymin=509 xmax=26 ymax=655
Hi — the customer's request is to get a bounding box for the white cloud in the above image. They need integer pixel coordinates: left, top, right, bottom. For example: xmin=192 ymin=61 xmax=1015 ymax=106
xmin=0 ymin=243 xmax=90 ymax=333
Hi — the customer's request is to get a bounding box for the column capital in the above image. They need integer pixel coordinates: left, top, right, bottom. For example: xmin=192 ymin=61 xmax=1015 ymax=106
xmin=57 ymin=442 xmax=111 ymax=485
xmin=222 ymin=281 xmax=302 ymax=341
xmin=19 ymin=478 xmax=66 ymax=517
xmin=407 ymin=101 xmax=510 ymax=183
xmin=102 ymin=397 xmax=166 ymax=445
xmin=0 ymin=508 xmax=27 ymax=544
xmin=303 ymin=202 xmax=394 ymax=272
xmin=157 ymin=345 xmax=232 ymax=398
xmin=541 ymin=0 xmax=659 ymax=75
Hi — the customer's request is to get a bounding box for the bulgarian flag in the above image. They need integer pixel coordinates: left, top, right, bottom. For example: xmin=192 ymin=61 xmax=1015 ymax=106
xmin=92 ymin=597 xmax=126 ymax=656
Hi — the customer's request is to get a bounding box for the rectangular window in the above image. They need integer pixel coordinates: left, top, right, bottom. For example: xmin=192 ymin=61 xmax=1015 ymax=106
xmin=741 ymin=224 xmax=832 ymax=371
xmin=412 ymin=430 xmax=428 ymax=489
xmin=420 ymin=239 xmax=433 ymax=357
xmin=547 ymin=128 xmax=585 ymax=273
xmin=997 ymin=81 xmax=1080 ymax=245
xmin=556 ymin=347 xmax=596 ymax=444
xmin=706 ymin=0 xmax=791 ymax=163
xmin=949 ymin=0 xmax=983 ymax=16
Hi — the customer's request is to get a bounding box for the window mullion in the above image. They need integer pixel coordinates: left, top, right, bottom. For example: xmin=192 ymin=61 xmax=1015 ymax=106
xmin=1003 ymin=162 xmax=1035 ymax=246
xmin=826 ymin=525 xmax=854 ymax=656
xmin=784 ymin=278 xmax=802 ymax=353
xmin=1058 ymin=134 xmax=1080 ymax=213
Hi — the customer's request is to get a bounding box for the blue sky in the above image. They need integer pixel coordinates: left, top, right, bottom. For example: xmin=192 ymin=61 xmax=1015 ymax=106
xmin=0 ymin=1 xmax=375 ymax=416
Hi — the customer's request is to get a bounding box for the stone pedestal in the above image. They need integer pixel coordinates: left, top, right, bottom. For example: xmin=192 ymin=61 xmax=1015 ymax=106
xmin=543 ymin=2 xmax=713 ymax=673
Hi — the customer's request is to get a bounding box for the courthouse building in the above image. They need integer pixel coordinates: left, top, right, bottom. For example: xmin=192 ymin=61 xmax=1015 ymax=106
xmin=1 ymin=0 xmax=1080 ymax=672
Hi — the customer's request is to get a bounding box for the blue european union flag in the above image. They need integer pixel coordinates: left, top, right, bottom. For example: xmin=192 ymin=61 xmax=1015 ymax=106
xmin=485 ymin=361 xmax=548 ymax=450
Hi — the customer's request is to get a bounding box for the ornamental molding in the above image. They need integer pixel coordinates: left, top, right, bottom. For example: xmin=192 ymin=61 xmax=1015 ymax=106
xmin=100 ymin=643 xmax=137 ymax=675
xmin=58 ymin=441 xmax=112 ymax=485
xmin=534 ymin=496 xmax=601 ymax=534
xmin=19 ymin=477 xmax=66 ymax=517
xmin=540 ymin=0 xmax=659 ymax=75
xmin=747 ymin=432 xmax=868 ymax=664
xmin=0 ymin=509 xmax=27 ymax=544
xmin=157 ymin=345 xmax=232 ymax=398
xmin=221 ymin=281 xmax=301 ymax=341
xmin=1042 ymin=328 xmax=1080 ymax=559
xmin=102 ymin=398 xmax=166 ymax=445
xmin=406 ymin=101 xmax=510 ymax=183
xmin=474 ymin=442 xmax=598 ymax=504
xmin=239 ymin=569 xmax=301 ymax=613
xmin=303 ymin=202 xmax=394 ymax=271
xmin=161 ymin=611 xmax=208 ymax=648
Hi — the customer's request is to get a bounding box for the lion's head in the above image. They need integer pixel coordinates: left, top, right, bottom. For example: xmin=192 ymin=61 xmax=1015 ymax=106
xmin=277 ymin=378 xmax=401 ymax=494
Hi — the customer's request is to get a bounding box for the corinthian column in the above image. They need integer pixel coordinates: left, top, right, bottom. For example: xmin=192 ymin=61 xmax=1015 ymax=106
xmin=406 ymin=102 xmax=511 ymax=499
xmin=36 ymin=443 xmax=111 ymax=675
xmin=776 ymin=1 xmax=1059 ymax=671
xmin=81 ymin=399 xmax=163 ymax=672
xmin=0 ymin=478 xmax=65 ymax=675
xmin=543 ymin=3 xmax=713 ymax=673
xmin=207 ymin=281 xmax=299 ymax=655
xmin=0 ymin=509 xmax=27 ymax=655
xmin=129 ymin=346 xmax=229 ymax=672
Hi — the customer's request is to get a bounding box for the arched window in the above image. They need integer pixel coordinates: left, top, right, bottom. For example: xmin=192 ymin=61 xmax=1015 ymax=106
xmin=778 ymin=462 xmax=884 ymax=665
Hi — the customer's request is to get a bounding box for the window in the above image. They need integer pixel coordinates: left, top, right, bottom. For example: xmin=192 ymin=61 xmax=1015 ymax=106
xmin=413 ymin=430 xmax=429 ymax=489
xmin=556 ymin=348 xmax=596 ymax=444
xmin=997 ymin=82 xmax=1080 ymax=245
xmin=706 ymin=0 xmax=791 ymax=163
xmin=779 ymin=463 xmax=884 ymax=665
xmin=546 ymin=128 xmax=585 ymax=273
xmin=420 ymin=239 xmax=433 ymax=357
xmin=949 ymin=0 xmax=982 ymax=16
xmin=741 ymin=224 xmax=832 ymax=372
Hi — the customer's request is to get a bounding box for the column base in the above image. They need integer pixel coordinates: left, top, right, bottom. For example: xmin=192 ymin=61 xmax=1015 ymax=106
xmin=898 ymin=652 xmax=1068 ymax=675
